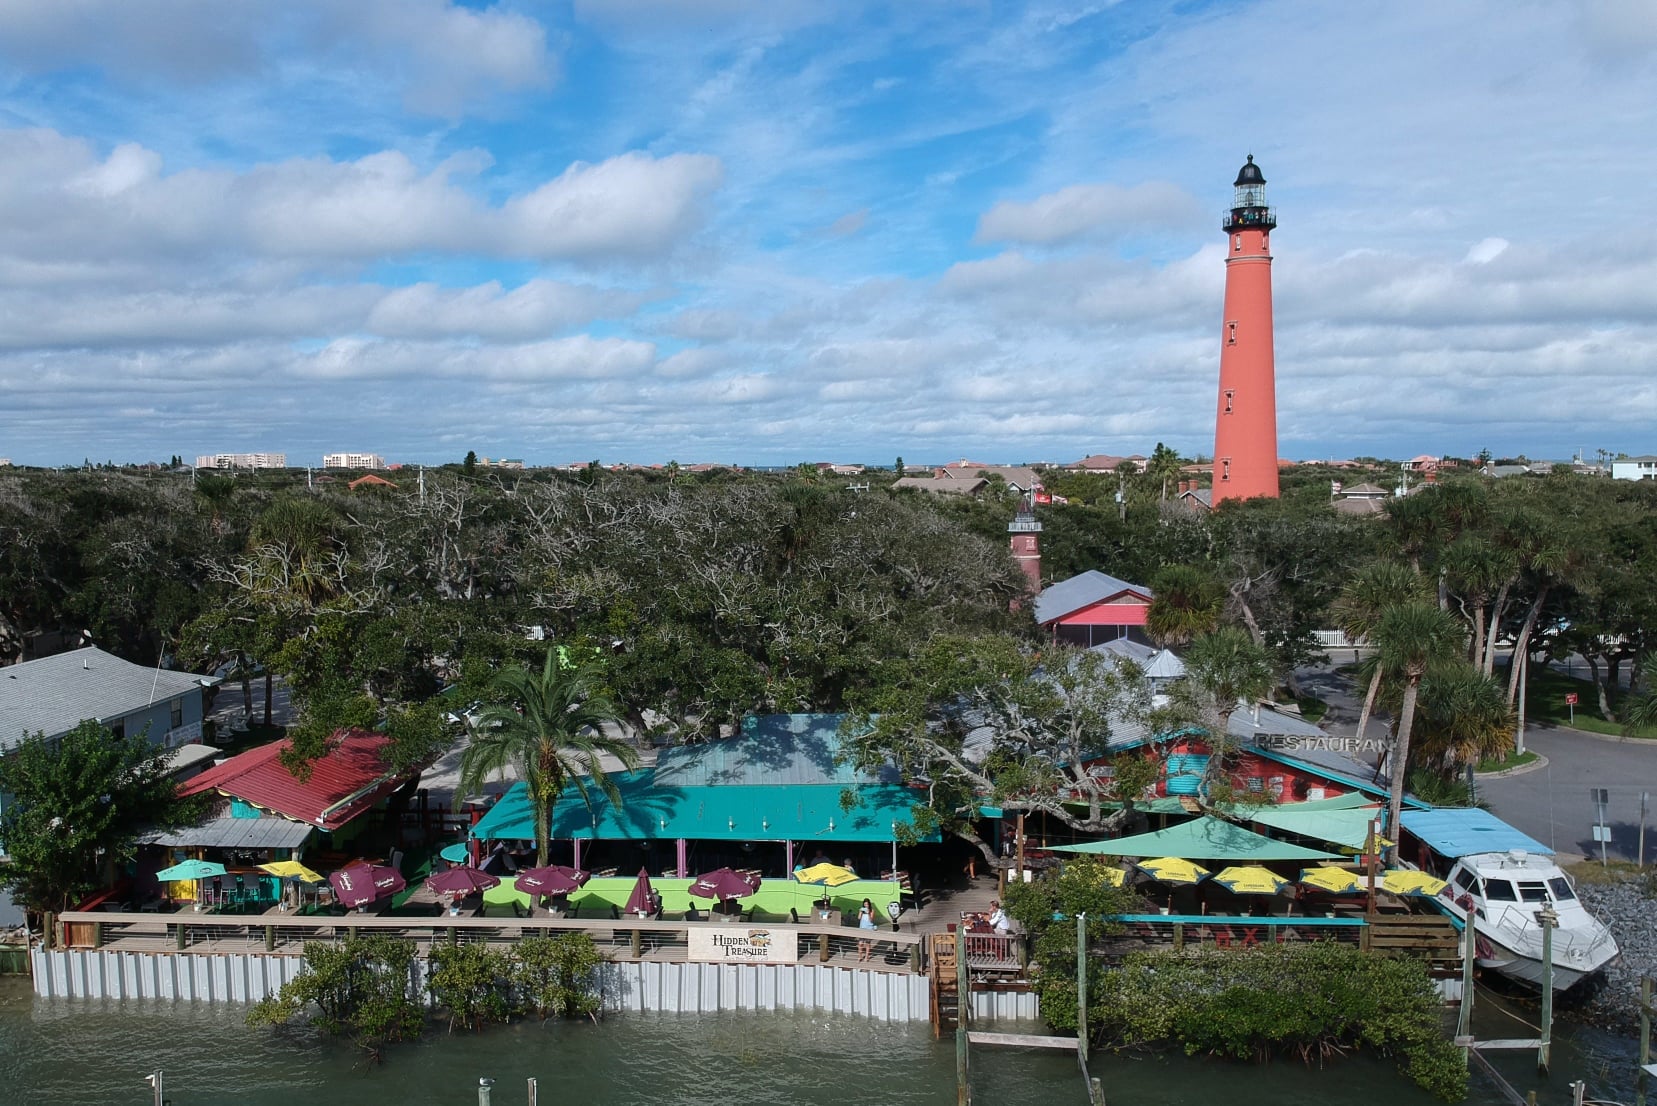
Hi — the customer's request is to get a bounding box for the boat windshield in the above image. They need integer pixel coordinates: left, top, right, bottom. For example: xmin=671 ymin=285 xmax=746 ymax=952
xmin=1548 ymin=877 xmax=1577 ymax=901
xmin=1483 ymin=879 xmax=1517 ymax=901
xmin=1517 ymin=881 xmax=1548 ymax=903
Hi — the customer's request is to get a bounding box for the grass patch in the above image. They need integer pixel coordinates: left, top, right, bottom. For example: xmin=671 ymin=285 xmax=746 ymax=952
xmin=1294 ymin=696 xmax=1329 ymax=723
xmin=1513 ymin=665 xmax=1657 ymax=739
xmin=1475 ymin=749 xmax=1537 ymax=774
xmin=1560 ymin=858 xmax=1646 ymax=887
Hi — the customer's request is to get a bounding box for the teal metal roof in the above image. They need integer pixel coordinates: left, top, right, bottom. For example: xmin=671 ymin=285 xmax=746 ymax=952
xmin=1051 ymin=816 xmax=1340 ymax=861
xmin=653 ymin=713 xmax=893 ymax=788
xmin=1248 ymin=804 xmax=1383 ymax=851
xmin=470 ymin=773 xmax=937 ymax=843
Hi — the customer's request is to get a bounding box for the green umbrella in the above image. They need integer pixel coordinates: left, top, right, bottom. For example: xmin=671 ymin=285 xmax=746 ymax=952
xmin=155 ymin=859 xmax=227 ymax=881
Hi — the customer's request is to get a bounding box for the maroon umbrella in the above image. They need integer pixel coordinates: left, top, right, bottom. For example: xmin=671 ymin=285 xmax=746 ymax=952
xmin=689 ymin=867 xmax=761 ymax=902
xmin=329 ymin=863 xmax=406 ymax=909
xmin=426 ymin=867 xmax=500 ymax=896
xmin=516 ymin=865 xmax=590 ymax=897
xmin=624 ymin=867 xmax=657 ymax=917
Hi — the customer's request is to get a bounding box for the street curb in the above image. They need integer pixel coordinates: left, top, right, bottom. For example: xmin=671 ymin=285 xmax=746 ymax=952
xmin=1533 ymin=722 xmax=1657 ymax=748
xmin=1474 ymin=754 xmax=1549 ymax=779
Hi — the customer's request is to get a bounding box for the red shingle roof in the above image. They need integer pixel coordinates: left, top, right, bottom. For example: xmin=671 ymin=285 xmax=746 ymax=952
xmin=180 ymin=728 xmax=412 ymax=831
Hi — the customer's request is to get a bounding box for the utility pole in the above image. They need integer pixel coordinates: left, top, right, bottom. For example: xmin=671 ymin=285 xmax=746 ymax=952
xmin=419 ymin=464 xmax=426 ymax=503
xmin=1515 ymin=649 xmax=1528 ymax=755
xmin=1456 ymin=917 xmax=1476 ymax=1048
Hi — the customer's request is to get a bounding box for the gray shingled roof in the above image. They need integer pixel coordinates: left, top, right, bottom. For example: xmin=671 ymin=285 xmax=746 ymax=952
xmin=0 ymin=647 xmax=219 ymax=751
xmin=653 ymin=713 xmax=899 ymax=787
xmin=1032 ymin=570 xmax=1152 ymax=625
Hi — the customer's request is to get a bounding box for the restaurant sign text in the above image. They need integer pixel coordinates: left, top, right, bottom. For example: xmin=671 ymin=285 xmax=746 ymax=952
xmin=688 ymin=927 xmax=799 ymax=964
xmin=1257 ymin=734 xmax=1388 ymax=755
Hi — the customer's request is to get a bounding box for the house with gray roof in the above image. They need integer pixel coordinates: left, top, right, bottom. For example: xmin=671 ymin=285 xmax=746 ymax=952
xmin=1032 ymin=570 xmax=1154 ymax=647
xmin=0 ymin=647 xmax=219 ymax=754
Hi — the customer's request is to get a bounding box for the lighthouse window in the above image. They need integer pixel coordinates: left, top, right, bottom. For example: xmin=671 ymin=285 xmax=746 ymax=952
xmin=1220 ymin=458 xmax=1231 ymax=482
xmin=1224 ymin=389 xmax=1234 ymax=413
xmin=1227 ymin=321 xmax=1237 ymax=345
xmin=1232 ymin=235 xmax=1241 ymax=252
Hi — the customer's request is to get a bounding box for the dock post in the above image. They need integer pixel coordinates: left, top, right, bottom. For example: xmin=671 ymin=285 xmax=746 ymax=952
xmin=91 ymin=921 xmax=102 ymax=950
xmin=1456 ymin=916 xmax=1476 ymax=1054
xmin=1538 ymin=905 xmax=1557 ymax=1073
xmin=1638 ymin=977 xmax=1650 ymax=1106
xmin=477 ymin=1076 xmax=494 ymax=1106
xmin=1172 ymin=922 xmax=1184 ymax=953
xmin=957 ymin=925 xmax=970 ymax=1105
xmin=175 ymin=922 xmax=186 ymax=951
xmin=264 ymin=925 xmax=275 ymax=952
xmin=1076 ymin=912 xmax=1088 ymax=1066
xmin=527 ymin=1077 xmax=537 ymax=1106
xmin=819 ymin=933 xmax=830 ymax=963
xmin=630 ymin=928 xmax=642 ymax=959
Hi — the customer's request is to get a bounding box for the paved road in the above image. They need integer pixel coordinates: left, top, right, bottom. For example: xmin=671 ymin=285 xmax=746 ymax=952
xmin=1476 ymin=726 xmax=1657 ymax=863
xmin=1296 ymin=664 xmax=1657 ymax=863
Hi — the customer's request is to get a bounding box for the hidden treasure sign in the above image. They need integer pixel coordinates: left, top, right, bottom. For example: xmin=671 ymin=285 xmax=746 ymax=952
xmin=688 ymin=928 xmax=800 ymax=965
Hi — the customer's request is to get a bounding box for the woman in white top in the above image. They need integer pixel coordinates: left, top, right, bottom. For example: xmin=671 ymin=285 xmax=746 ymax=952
xmin=857 ymin=898 xmax=879 ymax=961
xmin=987 ymin=900 xmax=1010 ymax=935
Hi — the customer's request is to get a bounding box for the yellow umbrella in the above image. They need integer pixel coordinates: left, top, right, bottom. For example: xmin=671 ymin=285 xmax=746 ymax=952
xmin=1100 ymin=868 xmax=1126 ymax=887
xmin=259 ymin=860 xmax=324 ymax=883
xmin=1379 ymin=869 xmax=1448 ymax=897
xmin=1211 ymin=865 xmax=1289 ymax=895
xmin=1133 ymin=857 xmax=1210 ymax=885
xmin=792 ymin=863 xmax=858 ymax=887
xmin=1299 ymin=867 xmax=1366 ymax=894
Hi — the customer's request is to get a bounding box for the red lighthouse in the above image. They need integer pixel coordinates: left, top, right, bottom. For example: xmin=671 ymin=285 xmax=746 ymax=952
xmin=1211 ymin=155 xmax=1280 ymax=505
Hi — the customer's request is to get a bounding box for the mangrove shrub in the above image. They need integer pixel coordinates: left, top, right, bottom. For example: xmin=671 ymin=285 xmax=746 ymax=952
xmin=1095 ymin=944 xmax=1467 ymax=1101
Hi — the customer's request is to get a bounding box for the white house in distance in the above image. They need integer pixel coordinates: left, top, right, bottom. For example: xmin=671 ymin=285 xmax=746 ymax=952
xmin=1610 ymin=455 xmax=1657 ymax=482
xmin=0 ymin=647 xmax=219 ymax=754
xmin=195 ymin=453 xmax=286 ymax=469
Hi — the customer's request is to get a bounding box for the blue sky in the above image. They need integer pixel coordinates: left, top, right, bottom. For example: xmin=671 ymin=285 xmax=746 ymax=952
xmin=1 ymin=0 xmax=1655 ymax=467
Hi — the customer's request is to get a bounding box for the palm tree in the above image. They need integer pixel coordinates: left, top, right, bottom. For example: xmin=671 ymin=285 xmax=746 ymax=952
xmin=1182 ymin=626 xmax=1275 ymax=739
xmin=1145 ymin=565 xmax=1223 ymax=649
xmin=1412 ymin=662 xmax=1514 ymax=772
xmin=1331 ymin=561 xmax=1430 ymax=748
xmin=1624 ymin=654 xmax=1657 ymax=736
xmin=1371 ymin=603 xmax=1464 ymax=846
xmin=458 ymin=651 xmax=638 ymax=867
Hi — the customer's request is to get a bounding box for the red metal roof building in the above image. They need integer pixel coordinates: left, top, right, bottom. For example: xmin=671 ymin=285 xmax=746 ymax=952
xmin=180 ymin=728 xmax=414 ymax=831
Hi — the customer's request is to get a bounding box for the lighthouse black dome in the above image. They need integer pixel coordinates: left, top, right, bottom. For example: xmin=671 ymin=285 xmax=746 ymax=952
xmin=1233 ymin=155 xmax=1265 ymax=187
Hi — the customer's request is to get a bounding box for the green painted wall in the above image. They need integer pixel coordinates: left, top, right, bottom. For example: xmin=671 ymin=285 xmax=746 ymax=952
xmin=481 ymin=876 xmax=901 ymax=923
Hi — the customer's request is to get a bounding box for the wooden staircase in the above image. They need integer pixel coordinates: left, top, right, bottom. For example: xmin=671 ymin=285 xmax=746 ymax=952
xmin=929 ymin=932 xmax=961 ymax=1037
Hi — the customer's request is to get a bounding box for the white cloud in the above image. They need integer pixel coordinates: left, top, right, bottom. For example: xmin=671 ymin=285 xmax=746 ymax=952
xmin=0 ymin=0 xmax=551 ymax=116
xmin=1463 ymin=237 xmax=1509 ymax=265
xmin=502 ymin=153 xmax=724 ymax=259
xmin=0 ymin=131 xmax=722 ymax=269
xmin=975 ymin=182 xmax=1204 ymax=246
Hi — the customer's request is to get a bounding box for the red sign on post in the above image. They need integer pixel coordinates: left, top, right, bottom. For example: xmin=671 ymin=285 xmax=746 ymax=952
xmin=1565 ymin=693 xmax=1580 ymax=706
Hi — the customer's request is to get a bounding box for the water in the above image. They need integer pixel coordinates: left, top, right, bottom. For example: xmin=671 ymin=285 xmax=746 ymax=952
xmin=0 ymin=979 xmax=1641 ymax=1106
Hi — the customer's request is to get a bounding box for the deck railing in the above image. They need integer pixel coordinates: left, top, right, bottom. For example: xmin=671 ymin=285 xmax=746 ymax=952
xmin=50 ymin=910 xmax=928 ymax=971
xmin=1101 ymin=913 xmax=1366 ymax=952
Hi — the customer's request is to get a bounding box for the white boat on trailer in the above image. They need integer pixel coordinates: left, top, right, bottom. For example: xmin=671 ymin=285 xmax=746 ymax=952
xmin=1397 ymin=808 xmax=1618 ymax=994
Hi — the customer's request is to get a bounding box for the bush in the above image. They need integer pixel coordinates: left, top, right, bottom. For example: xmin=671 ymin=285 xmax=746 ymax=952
xmin=1093 ymin=944 xmax=1467 ymax=1101
xmin=514 ymin=934 xmax=604 ymax=1020
xmin=428 ymin=943 xmax=513 ymax=1031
